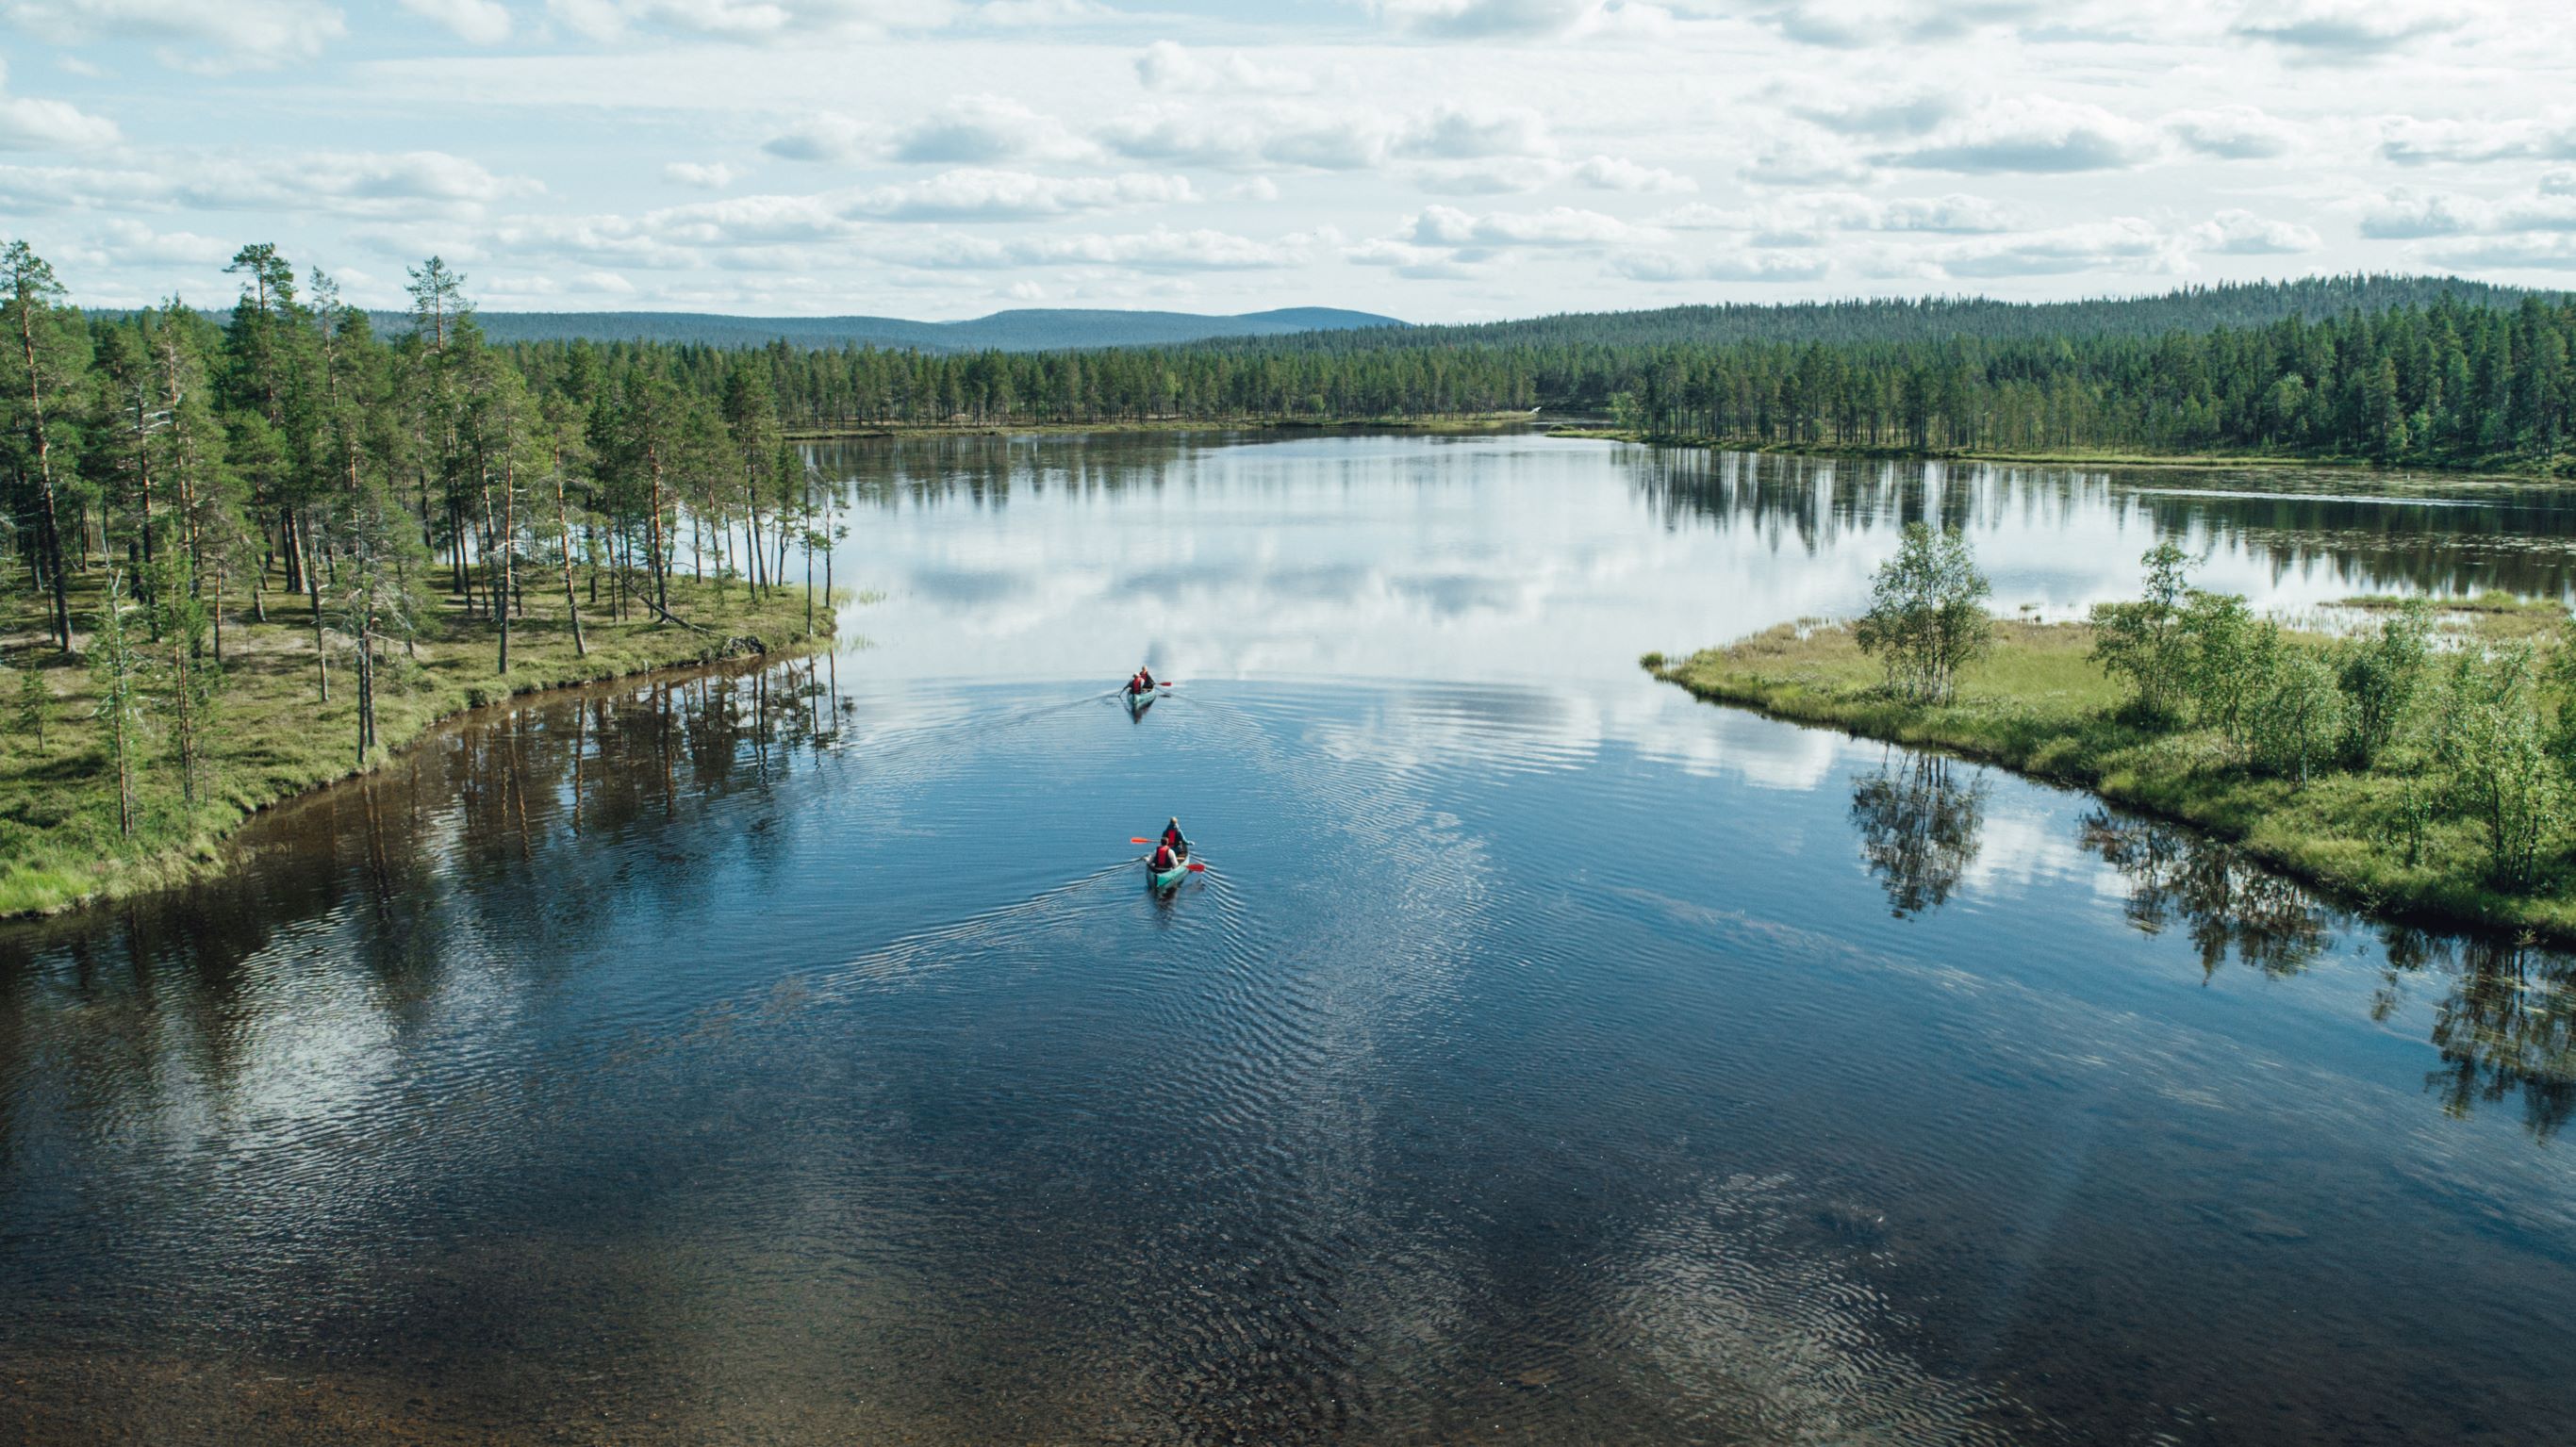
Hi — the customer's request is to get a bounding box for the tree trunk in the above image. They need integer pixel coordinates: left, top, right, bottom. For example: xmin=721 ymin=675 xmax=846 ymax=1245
xmin=15 ymin=293 xmax=71 ymax=651
xmin=553 ymin=447 xmax=586 ymax=658
xmin=646 ymin=442 xmax=669 ymax=614
xmin=497 ymin=451 xmax=516 ymax=675
xmin=301 ymin=508 xmax=327 ymax=702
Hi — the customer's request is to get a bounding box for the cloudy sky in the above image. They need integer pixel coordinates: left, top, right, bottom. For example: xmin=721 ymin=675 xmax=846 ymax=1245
xmin=1 ymin=0 xmax=2571 ymax=321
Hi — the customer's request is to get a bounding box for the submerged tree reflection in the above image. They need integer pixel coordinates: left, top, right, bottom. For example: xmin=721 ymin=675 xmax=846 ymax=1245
xmin=1849 ymin=752 xmax=1988 ymax=917
xmin=2076 ymin=809 xmax=2333 ymax=977
xmin=2382 ymin=929 xmax=2576 ymax=1141
xmin=0 ymin=653 xmax=843 ymax=1109
xmin=2080 ymin=809 xmax=2576 ymax=1138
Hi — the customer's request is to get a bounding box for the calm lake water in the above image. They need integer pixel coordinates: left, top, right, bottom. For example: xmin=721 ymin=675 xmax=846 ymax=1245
xmin=8 ymin=431 xmax=2576 ymax=1443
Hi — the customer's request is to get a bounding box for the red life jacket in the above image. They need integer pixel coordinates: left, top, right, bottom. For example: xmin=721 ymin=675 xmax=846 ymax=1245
xmin=1151 ymin=844 xmax=1177 ymax=869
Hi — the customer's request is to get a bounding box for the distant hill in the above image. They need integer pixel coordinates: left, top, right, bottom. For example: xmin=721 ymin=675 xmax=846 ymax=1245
xmin=383 ymin=305 xmax=1407 ymax=353
xmin=102 ymin=276 xmax=2550 ymax=359
xmin=1203 ymin=276 xmax=2553 ymax=356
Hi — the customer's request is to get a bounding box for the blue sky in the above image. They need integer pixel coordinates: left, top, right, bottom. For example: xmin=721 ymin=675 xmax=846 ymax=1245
xmin=0 ymin=0 xmax=2570 ymax=320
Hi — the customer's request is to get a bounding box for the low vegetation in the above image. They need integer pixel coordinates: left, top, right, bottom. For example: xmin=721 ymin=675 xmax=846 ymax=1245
xmin=1649 ymin=537 xmax=2576 ymax=941
xmin=2 ymin=565 xmax=828 ymax=918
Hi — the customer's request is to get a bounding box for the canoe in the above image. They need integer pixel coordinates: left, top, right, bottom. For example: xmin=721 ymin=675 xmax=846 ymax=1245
xmin=1126 ymin=684 xmax=1159 ymax=713
xmin=1147 ymin=841 xmax=1192 ymax=889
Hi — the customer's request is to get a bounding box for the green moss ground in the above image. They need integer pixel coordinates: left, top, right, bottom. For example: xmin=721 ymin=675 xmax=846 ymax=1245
xmin=2 ymin=566 xmax=834 ymax=917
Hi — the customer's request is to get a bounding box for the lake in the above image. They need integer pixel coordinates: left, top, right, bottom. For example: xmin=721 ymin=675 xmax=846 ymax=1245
xmin=7 ymin=431 xmax=2576 ymax=1444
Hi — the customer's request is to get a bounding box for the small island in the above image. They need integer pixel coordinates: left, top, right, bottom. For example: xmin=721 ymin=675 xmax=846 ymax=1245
xmin=1647 ymin=535 xmax=2576 ymax=943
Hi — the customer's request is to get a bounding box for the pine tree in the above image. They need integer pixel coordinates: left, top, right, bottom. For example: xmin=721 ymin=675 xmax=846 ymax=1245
xmin=1 ymin=240 xmax=89 ymax=652
xmin=153 ymin=553 xmax=219 ymax=813
xmin=88 ymin=573 xmax=147 ymax=837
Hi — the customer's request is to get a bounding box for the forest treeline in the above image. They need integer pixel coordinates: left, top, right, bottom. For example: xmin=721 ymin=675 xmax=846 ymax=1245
xmin=494 ymin=278 xmax=2575 ymax=470
xmin=1221 ymin=275 xmax=2539 ymax=353
xmin=103 ymin=274 xmax=2519 ymax=354
xmin=2 ymin=238 xmax=839 ymax=781
xmin=9 ymin=245 xmax=2576 ymax=742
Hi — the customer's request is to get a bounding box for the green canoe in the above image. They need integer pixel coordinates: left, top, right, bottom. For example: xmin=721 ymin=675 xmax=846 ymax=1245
xmin=1147 ymin=841 xmax=1192 ymax=889
xmin=1126 ymin=684 xmax=1159 ymax=714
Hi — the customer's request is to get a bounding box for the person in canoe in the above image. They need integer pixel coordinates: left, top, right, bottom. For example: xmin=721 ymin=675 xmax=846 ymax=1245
xmin=1149 ymin=837 xmax=1182 ymax=874
xmin=1131 ymin=666 xmax=1156 ymax=696
xmin=1162 ymin=817 xmax=1186 ymax=852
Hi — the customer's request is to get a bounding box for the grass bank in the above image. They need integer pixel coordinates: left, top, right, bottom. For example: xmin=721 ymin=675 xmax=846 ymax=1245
xmin=2 ymin=567 xmax=834 ymax=919
xmin=1644 ymin=603 xmax=2576 ymax=942
xmin=1555 ymin=428 xmax=2561 ymax=477
xmin=784 ymin=411 xmax=1540 ymax=441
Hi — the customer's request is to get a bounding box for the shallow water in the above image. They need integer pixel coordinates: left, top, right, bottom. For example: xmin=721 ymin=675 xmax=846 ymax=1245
xmin=7 ymin=433 xmax=2576 ymax=1443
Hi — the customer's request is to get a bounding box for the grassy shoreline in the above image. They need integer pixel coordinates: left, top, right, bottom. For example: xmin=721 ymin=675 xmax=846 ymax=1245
xmin=3 ymin=568 xmax=836 ymax=920
xmin=1646 ymin=610 xmax=2576 ymax=943
xmin=1554 ymin=427 xmax=2560 ymax=477
xmin=783 ymin=411 xmax=1541 ymax=441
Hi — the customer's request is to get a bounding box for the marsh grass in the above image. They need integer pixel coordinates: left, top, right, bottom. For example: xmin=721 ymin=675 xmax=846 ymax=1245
xmin=1 ymin=567 xmax=832 ymax=917
xmin=1651 ymin=606 xmax=2576 ymax=942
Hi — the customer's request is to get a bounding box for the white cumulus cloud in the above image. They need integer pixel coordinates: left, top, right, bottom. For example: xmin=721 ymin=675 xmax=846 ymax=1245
xmin=1886 ymin=97 xmax=2162 ymax=173
xmin=0 ymin=58 xmax=119 ymax=149
xmin=2380 ymin=112 xmax=2576 ymax=167
xmin=1407 ymin=203 xmax=1643 ymax=247
xmin=2188 ymin=208 xmax=2320 ymax=255
xmin=1609 ymin=249 xmax=1831 ymax=282
xmin=662 ymin=160 xmax=739 ymax=189
xmin=1934 ymin=217 xmax=2177 ymax=277
xmin=2232 ymin=0 xmax=2472 ymax=63
xmin=2 ymin=0 xmax=349 ymax=70
xmin=842 ymin=168 xmax=1194 ymax=222
xmin=1134 ymin=41 xmax=1312 ymax=93
xmin=2165 ymin=106 xmax=2295 ymax=159
xmin=400 ymin=0 xmax=511 ymax=43
xmin=1572 ymin=155 xmax=1694 ymax=192
xmin=1373 ymin=0 xmax=1669 ymax=40
xmin=888 ymin=94 xmax=1095 ymax=164
xmin=897 ymin=224 xmax=1305 ymax=271
xmin=763 ymin=111 xmax=868 ymax=163
xmin=543 ymin=0 xmax=962 ymax=42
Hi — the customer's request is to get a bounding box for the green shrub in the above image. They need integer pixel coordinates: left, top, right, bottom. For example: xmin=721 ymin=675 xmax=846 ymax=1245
xmin=2437 ymin=645 xmax=2565 ymax=888
xmin=2339 ymin=599 xmax=2435 ymax=768
xmin=2251 ymin=644 xmax=2346 ymax=785
xmin=2177 ymin=589 xmax=2266 ymax=756
xmin=2090 ymin=542 xmax=2197 ymax=725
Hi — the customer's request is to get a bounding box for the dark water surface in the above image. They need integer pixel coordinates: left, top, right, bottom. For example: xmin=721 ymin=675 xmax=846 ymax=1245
xmin=9 ymin=434 xmax=2576 ymax=1444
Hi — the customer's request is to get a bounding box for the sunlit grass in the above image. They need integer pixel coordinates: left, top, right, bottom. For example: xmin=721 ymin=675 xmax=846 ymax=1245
xmin=1651 ymin=604 xmax=2576 ymax=942
xmin=2 ymin=567 xmax=834 ymax=917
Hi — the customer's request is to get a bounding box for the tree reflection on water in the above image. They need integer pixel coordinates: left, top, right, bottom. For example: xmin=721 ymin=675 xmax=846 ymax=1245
xmin=0 ymin=654 xmax=846 ymax=1107
xmin=1848 ymin=752 xmax=1988 ymax=918
xmin=2076 ymin=806 xmax=2576 ymax=1139
xmin=2075 ymin=809 xmax=2333 ymax=978
xmin=2384 ymin=929 xmax=2576 ymax=1140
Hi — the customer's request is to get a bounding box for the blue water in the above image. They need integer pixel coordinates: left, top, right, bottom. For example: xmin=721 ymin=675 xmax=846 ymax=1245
xmin=5 ymin=433 xmax=2575 ymax=1443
